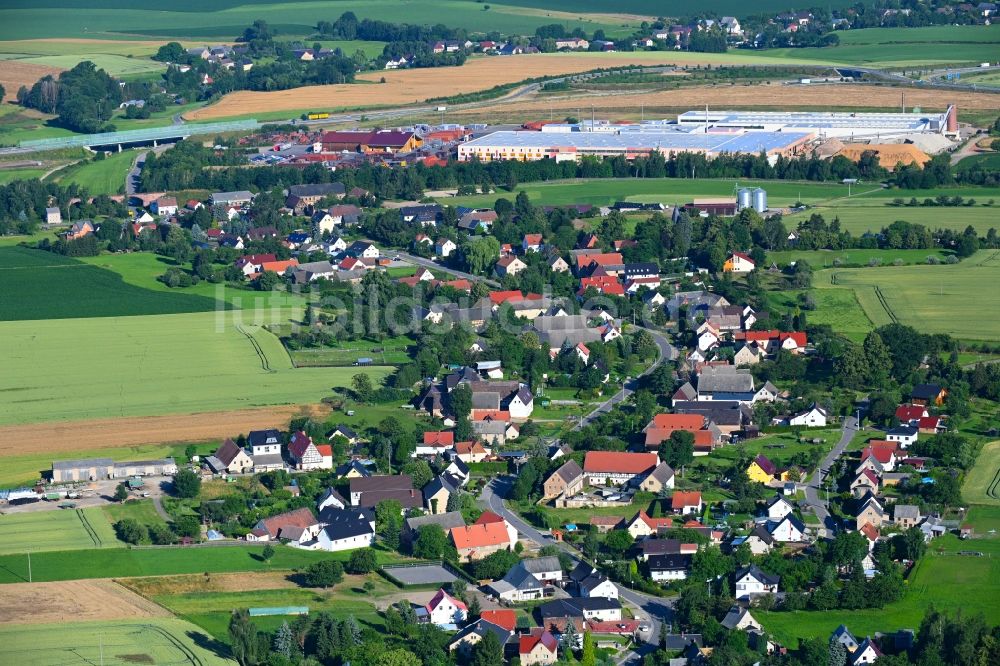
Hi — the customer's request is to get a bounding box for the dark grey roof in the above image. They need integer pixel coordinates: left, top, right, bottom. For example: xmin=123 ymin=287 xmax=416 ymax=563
xmin=640 ymin=539 xmax=684 ymax=556
xmin=697 ymin=367 xmax=755 ymax=394
xmin=569 ymin=562 xmax=599 ymax=583
xmin=720 ymin=606 xmax=753 ymax=630
xmin=321 ymin=508 xmax=374 ymax=540
xmin=450 ymin=619 xmax=513 ymax=647
xmin=289 ymin=182 xmax=345 ymax=197
xmin=328 ymin=424 xmax=357 ymax=440
xmin=423 ymin=475 xmax=458 ymax=502
xmin=749 ymin=524 xmax=775 ymax=545
xmin=52 ymin=458 xmax=113 ymax=470
xmin=519 ymin=556 xmax=562 ymax=575
xmin=887 ymin=425 xmax=918 ymax=436
xmin=647 ymin=553 xmax=692 ymax=571
xmin=672 ymin=400 xmax=749 ymax=426
xmin=248 ymin=429 xmax=281 ymax=447
xmin=911 ymin=384 xmax=942 ymax=400
xmin=502 ymin=565 xmax=544 ymax=591
xmin=405 ymin=511 xmax=466 ymax=532
xmin=472 ymin=392 xmax=501 ymax=410
xmin=552 ymin=459 xmax=583 ymax=484
xmin=663 ymin=634 xmax=703 ymax=651
xmin=539 ymin=597 xmax=620 ymax=618
xmin=318 ymin=487 xmax=347 ymax=507
xmin=736 ymin=565 xmax=779 ymax=586
xmin=646 ymin=462 xmax=675 ymax=485
xmin=350 ymin=474 xmax=412 ymax=494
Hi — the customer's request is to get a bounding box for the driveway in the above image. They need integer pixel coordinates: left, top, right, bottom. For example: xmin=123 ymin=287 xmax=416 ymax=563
xmin=802 ymin=416 xmax=858 ymax=534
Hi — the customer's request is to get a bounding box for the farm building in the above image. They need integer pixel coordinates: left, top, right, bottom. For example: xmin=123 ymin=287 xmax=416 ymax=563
xmin=112 ymin=459 xmax=178 ymax=478
xmin=51 ymin=458 xmax=114 ymax=482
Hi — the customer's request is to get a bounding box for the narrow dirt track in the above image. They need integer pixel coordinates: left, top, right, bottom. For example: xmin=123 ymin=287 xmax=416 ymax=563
xmin=0 ymin=580 xmax=169 ymax=625
xmin=0 ymin=404 xmax=328 ymax=456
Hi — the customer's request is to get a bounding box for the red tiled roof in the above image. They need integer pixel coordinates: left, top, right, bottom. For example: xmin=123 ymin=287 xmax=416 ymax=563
xmin=259 ymin=259 xmax=299 ymax=274
xmin=575 ymin=252 xmax=623 ymax=269
xmin=583 ymin=451 xmax=659 ymax=475
xmin=315 ymin=444 xmax=332 ymax=457
xmin=862 ymin=441 xmax=898 ymax=464
xmin=587 ymin=619 xmax=640 ymax=634
xmin=672 ymin=491 xmax=702 ymax=509
xmin=423 ymin=431 xmax=454 ymax=446
xmin=320 ymin=130 xmax=415 ymax=148
xmin=732 ymin=252 xmax=755 ymax=263
xmin=455 ymin=441 xmax=487 ymax=454
xmin=476 ymin=511 xmax=505 ymax=525
xmin=519 ymin=629 xmax=558 ymax=656
xmin=288 ymin=431 xmax=315 ymax=458
xmin=779 ymin=331 xmax=807 ymax=348
xmin=259 ymin=507 xmax=316 ymax=538
xmin=647 ymin=414 xmax=705 ymax=431
xmin=645 ymin=428 xmax=712 ymax=447
xmin=524 ymin=234 xmax=543 ymax=244
xmin=860 ymin=523 xmax=880 ymax=541
xmin=489 ymin=290 xmax=542 ymax=305
xmin=917 ymin=416 xmax=941 ymax=429
xmin=635 ymin=510 xmax=672 ymax=530
xmin=896 ymin=404 xmax=929 ymax=421
xmin=472 ymin=410 xmax=511 ymax=422
xmin=450 ymin=521 xmax=511 ymax=550
xmin=753 ymin=454 xmax=776 ymax=476
xmin=480 ymin=609 xmax=517 ymax=631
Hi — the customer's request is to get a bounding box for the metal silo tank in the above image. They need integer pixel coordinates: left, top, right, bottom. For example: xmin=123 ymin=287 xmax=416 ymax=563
xmin=737 ymin=188 xmax=752 ymax=211
xmin=752 ymin=188 xmax=768 ymax=213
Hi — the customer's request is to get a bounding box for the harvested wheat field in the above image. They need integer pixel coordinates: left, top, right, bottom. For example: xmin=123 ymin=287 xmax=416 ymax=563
xmin=0 ymin=404 xmax=327 ymax=457
xmin=0 ymin=580 xmax=169 ymax=625
xmin=121 ymin=572 xmax=299 ymax=598
xmin=493 ymin=84 xmax=1000 ymax=114
xmin=185 ymin=51 xmax=824 ymax=120
xmin=0 ymin=60 xmax=62 ymax=94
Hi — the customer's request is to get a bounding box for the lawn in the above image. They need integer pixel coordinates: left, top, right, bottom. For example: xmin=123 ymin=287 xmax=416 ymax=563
xmin=103 ymin=499 xmax=169 ymax=527
xmin=963 ymin=440 xmax=1000 ymax=506
xmin=0 ymin=167 xmax=46 ymax=183
xmin=0 ymin=619 xmax=233 ymax=666
xmin=47 ymin=150 xmax=138 ymax=195
xmin=0 ymin=309 xmax=392 ymax=425
xmin=768 ymin=248 xmax=952 ymax=268
xmin=783 ymin=201 xmax=1000 ymax=235
xmin=758 ymin=535 xmax=1000 ymax=647
xmin=811 ymin=250 xmax=1000 ymax=342
xmin=438 ymin=178 xmax=864 ymax=210
xmin=0 ymin=508 xmax=122 ymax=555
xmin=0 ymin=542 xmax=405 ymax=584
xmin=0 ymin=104 xmax=77 ymax=146
xmin=691 ymin=429 xmax=842 ymax=472
xmin=956 ymin=153 xmax=1000 ymax=173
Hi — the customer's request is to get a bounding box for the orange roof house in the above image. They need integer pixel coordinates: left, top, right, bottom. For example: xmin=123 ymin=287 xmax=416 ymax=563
xmin=480 ymin=609 xmax=517 ymax=631
xmin=258 ymin=259 xmax=299 ymax=275
xmin=672 ymin=491 xmax=703 ymax=514
xmin=449 ymin=515 xmax=516 ymax=561
xmin=583 ymin=451 xmax=659 ymax=483
xmin=424 ymin=431 xmax=455 ymax=446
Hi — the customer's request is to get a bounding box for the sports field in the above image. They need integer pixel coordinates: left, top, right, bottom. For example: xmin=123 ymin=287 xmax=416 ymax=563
xmin=963 ymin=440 xmax=1000 ymax=506
xmin=0 ymin=310 xmax=392 ymax=425
xmin=0 ymin=619 xmax=234 ymax=665
xmin=758 ymin=535 xmax=1000 ymax=647
xmin=48 ymin=150 xmax=137 ymax=195
xmin=812 ymin=250 xmax=1000 ymax=341
xmin=0 ymin=508 xmax=121 ymax=555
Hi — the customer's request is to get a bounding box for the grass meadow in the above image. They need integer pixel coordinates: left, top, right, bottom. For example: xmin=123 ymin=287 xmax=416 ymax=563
xmin=767 ymin=248 xmax=952 ymax=268
xmin=784 ymin=200 xmax=1000 ymax=235
xmin=812 ymin=249 xmax=1000 ymax=342
xmin=0 ymin=619 xmax=233 ymax=666
xmin=47 ymin=150 xmax=138 ymax=195
xmin=0 ymin=508 xmax=121 ymax=555
xmin=0 ymin=543 xmax=402 ymax=584
xmin=963 ymin=440 xmax=1000 ymax=507
xmin=758 ymin=535 xmax=1000 ymax=647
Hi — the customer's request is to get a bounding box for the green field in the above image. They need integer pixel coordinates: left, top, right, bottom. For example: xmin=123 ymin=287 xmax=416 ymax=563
xmin=20 ymin=53 xmax=165 ymax=76
xmin=0 ymin=508 xmax=121 ymax=555
xmin=0 ymin=543 xmax=401 ymax=583
xmin=0 ymin=619 xmax=234 ymax=666
xmin=439 ymin=178 xmax=868 ymax=210
xmin=963 ymin=440 xmax=1000 ymax=507
xmin=48 ymin=150 xmax=138 ymax=195
xmin=0 ymin=1 xmax=631 ymax=41
xmin=956 ymin=153 xmax=1000 ymax=173
xmin=0 ymin=444 xmax=193 ymax=489
xmin=758 ymin=535 xmax=1000 ymax=647
xmin=757 ymin=25 xmax=1000 ymax=67
xmin=0 ymin=167 xmax=46 ymax=183
xmin=784 ymin=201 xmax=1000 ymax=236
xmin=0 ymin=309 xmax=392 ymax=425
xmin=811 ymin=250 xmax=1000 ymax=342
xmin=768 ymin=248 xmax=951 ymax=268
xmin=103 ymin=499 xmax=170 ymax=527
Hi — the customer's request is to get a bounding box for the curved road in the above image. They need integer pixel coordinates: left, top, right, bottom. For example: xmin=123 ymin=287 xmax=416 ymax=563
xmin=802 ymin=415 xmax=858 ymax=534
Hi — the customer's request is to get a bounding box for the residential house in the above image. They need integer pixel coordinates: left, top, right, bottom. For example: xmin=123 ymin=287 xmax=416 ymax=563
xmin=152 ymin=196 xmax=178 ymax=217
xmin=896 ymin=404 xmax=929 ymax=423
xmin=626 ymin=511 xmax=673 ymax=540
xmin=746 ymin=455 xmax=777 ymax=484
xmin=423 ymin=475 xmax=458 ymax=515
xmin=248 ymin=428 xmax=284 ymax=472
xmin=543 ymin=459 xmax=585 ymax=499
xmin=831 ymin=625 xmax=859 ymax=653
xmin=45 ymin=206 xmax=61 ymax=225
xmin=648 ymin=553 xmax=692 ymax=582
xmin=569 ymin=563 xmax=619 ymax=599
xmin=453 ymin=440 xmax=490 ymax=463
xmin=448 ymin=619 xmax=513 ymax=657
xmin=417 ymin=588 xmax=467 ymax=628
xmin=721 ymin=606 xmax=761 ymax=632
xmin=911 ymin=384 xmax=947 ymax=406
xmin=732 ymin=525 xmax=775 ymax=555
xmin=886 ymin=425 xmax=918 ymax=449
xmin=894 ymin=504 xmax=921 ymax=529
xmin=638 ymin=539 xmax=698 ymax=561
xmin=850 ymin=638 xmax=883 ymax=665
xmin=522 ymin=234 xmax=544 ymax=253
xmin=316 ymin=487 xmax=348 ymax=512
xmin=538 ymin=598 xmax=621 ymax=632
xmin=63 ymin=220 xmax=95 ymax=241
xmin=856 ymin=495 xmax=887 ymax=529
xmin=851 ymin=469 xmax=881 ymax=497
xmin=672 ymin=491 xmax=703 ymax=516
xmin=734 ymin=343 xmax=766 ymax=367
xmin=316 ymin=508 xmax=375 ymax=552
xmin=768 ymin=514 xmax=806 ymax=542
xmin=861 ymin=441 xmax=898 ymax=472
xmin=450 ymin=511 xmax=517 ymax=561
xmin=519 ymin=629 xmax=559 ymax=665
xmin=349 ymin=475 xmax=413 ymax=506
xmin=247 ymin=507 xmax=320 ymax=545
xmin=639 ymin=462 xmax=676 ymax=494
xmin=416 ymin=431 xmax=455 ymax=458
xmin=206 ymin=438 xmax=253 ymax=474
xmin=346 ymin=240 xmax=379 ymax=259
xmin=211 ymin=190 xmax=254 ymax=207
xmin=336 ymin=460 xmax=371 ymax=480
xmin=548 ymin=255 xmax=570 ymax=273
xmin=583 ymin=451 xmax=659 ymax=486
xmin=288 ymin=431 xmax=327 ymax=470
xmin=734 ymin=565 xmax=780 ymax=600
xmin=495 ymin=256 xmax=527 ymax=277
xmin=789 ymin=404 xmax=828 ymax=427
xmin=723 ymin=252 xmax=756 ymax=273
xmin=435 ymin=238 xmax=457 ymax=258
xmin=403 ymin=511 xmax=466 ymax=546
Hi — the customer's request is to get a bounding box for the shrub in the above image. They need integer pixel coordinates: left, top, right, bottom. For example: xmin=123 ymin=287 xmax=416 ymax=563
xmin=114 ymin=518 xmax=149 ymax=544
xmin=926 ymin=255 xmax=940 ymax=265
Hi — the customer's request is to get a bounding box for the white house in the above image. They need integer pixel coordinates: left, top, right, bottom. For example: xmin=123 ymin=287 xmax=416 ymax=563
xmin=768 ymin=514 xmax=806 ymax=543
xmin=420 ymin=589 xmax=468 ymax=628
xmin=789 ymin=404 xmax=828 ymax=427
xmin=886 ymin=425 xmax=918 ymax=449
xmin=316 ymin=487 xmax=348 ymax=512
xmin=436 ymin=238 xmax=457 ymax=258
xmin=764 ymin=495 xmax=795 ymax=521
xmin=248 ymin=428 xmax=284 ymax=472
xmin=724 ymin=252 xmax=756 ymax=274
xmin=316 ymin=508 xmax=375 ymax=552
xmin=734 ymin=565 xmax=779 ymax=600
xmin=151 ymin=196 xmax=178 ymax=217
xmin=506 ymin=388 xmax=534 ymax=420
xmin=648 ymin=554 xmax=690 ymax=582
xmin=288 ymin=431 xmax=326 ymax=471
xmin=849 ymin=638 xmax=883 ymax=665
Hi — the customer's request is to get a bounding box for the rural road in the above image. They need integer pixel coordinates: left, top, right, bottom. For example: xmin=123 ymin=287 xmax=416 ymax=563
xmin=394 ymin=250 xmax=500 ymax=287
xmin=802 ymin=415 xmax=858 ymax=534
xmin=479 ymin=479 xmax=671 ymax=662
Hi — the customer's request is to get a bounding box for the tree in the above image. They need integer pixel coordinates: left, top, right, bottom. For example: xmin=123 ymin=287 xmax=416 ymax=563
xmin=659 ymin=430 xmax=695 ymax=468
xmin=273 ymin=621 xmax=295 ymax=659
xmin=114 ymin=518 xmax=148 ymax=544
xmin=471 ymin=629 xmax=504 ymax=666
xmin=467 ymin=594 xmax=481 ymax=619
xmin=376 ymin=499 xmax=404 ymax=550
xmin=863 ymin=331 xmax=892 ymax=385
xmin=261 ymin=544 xmax=275 ymax=563
xmin=305 ymin=560 xmax=344 ymax=588
xmin=363 ymin=580 xmax=376 ymax=595
xmin=348 ymin=547 xmax=378 ymax=574
xmin=352 ymin=372 xmax=374 ymax=402
xmin=229 ymin=609 xmax=261 ymax=666
xmin=413 ymin=524 xmax=449 ymax=559
xmin=173 ymin=468 xmax=201 ymax=498
xmin=472 ymin=549 xmax=520 ymax=580
xmin=581 ymin=631 xmax=596 ymax=666
xmin=113 ymin=483 xmax=129 ymax=502
xmin=604 ymin=529 xmax=634 ymax=557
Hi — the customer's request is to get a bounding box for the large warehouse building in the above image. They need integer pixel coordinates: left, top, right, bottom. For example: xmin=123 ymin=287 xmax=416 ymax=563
xmin=675 ymin=107 xmax=956 ymax=139
xmin=457 ymin=127 xmax=812 ymax=163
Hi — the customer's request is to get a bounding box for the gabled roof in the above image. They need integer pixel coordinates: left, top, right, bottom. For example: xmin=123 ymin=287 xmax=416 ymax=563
xmin=550 ymin=459 xmax=584 ymax=484
xmin=735 ymin=564 xmax=779 ymax=586
xmin=350 ymin=474 xmax=413 ymax=495
xmin=479 ymin=609 xmax=517 ymax=632
xmin=646 ymin=413 xmax=705 ymax=431
xmin=259 ymin=507 xmax=317 ymax=539
xmin=672 ymin=491 xmax=702 ymax=509
xmin=214 ymin=438 xmax=245 ymax=466
xmin=405 ymin=511 xmax=466 ymax=533
xmin=752 ymin=454 xmax=777 ymax=476
xmin=519 ymin=629 xmax=558 ymax=656
xmin=645 ymin=462 xmax=675 ymax=485
xmin=584 ymin=451 xmax=659 ymax=475
xmin=911 ymin=383 xmax=943 ymax=400
xmin=859 ymin=523 xmax=880 ymax=542
xmin=895 ymin=404 xmax=928 ymax=421
xmin=287 ymin=431 xmax=315 ymax=458
xmin=450 ymin=520 xmax=511 ymax=550
xmin=647 ymin=553 xmax=692 ymax=571
xmin=427 ymin=588 xmax=467 ymax=613
xmin=322 ymin=508 xmax=375 ymax=540
xmin=423 ymin=431 xmax=455 ymax=446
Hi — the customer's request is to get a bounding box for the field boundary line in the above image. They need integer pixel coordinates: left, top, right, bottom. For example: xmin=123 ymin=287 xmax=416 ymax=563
xmin=76 ymin=508 xmax=102 ymax=548
xmin=873 ymin=285 xmax=899 ymax=323
xmin=236 ymin=324 xmax=274 ymax=373
xmin=142 ymin=622 xmax=205 ymax=666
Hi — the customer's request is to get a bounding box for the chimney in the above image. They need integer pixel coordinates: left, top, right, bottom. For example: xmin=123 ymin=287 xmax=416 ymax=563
xmin=946 ymin=105 xmax=958 ymax=132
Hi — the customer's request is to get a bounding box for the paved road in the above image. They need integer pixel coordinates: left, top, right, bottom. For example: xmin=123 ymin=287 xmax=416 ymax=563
xmin=125 ymin=150 xmax=147 ymax=196
xmin=802 ymin=415 xmax=858 ymax=534
xmin=394 ymin=250 xmax=500 ymax=287
xmin=479 ymin=479 xmax=671 ymax=661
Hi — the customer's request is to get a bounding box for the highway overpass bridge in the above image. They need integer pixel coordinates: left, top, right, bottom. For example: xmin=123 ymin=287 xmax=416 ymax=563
xmin=10 ymin=119 xmax=260 ymax=154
